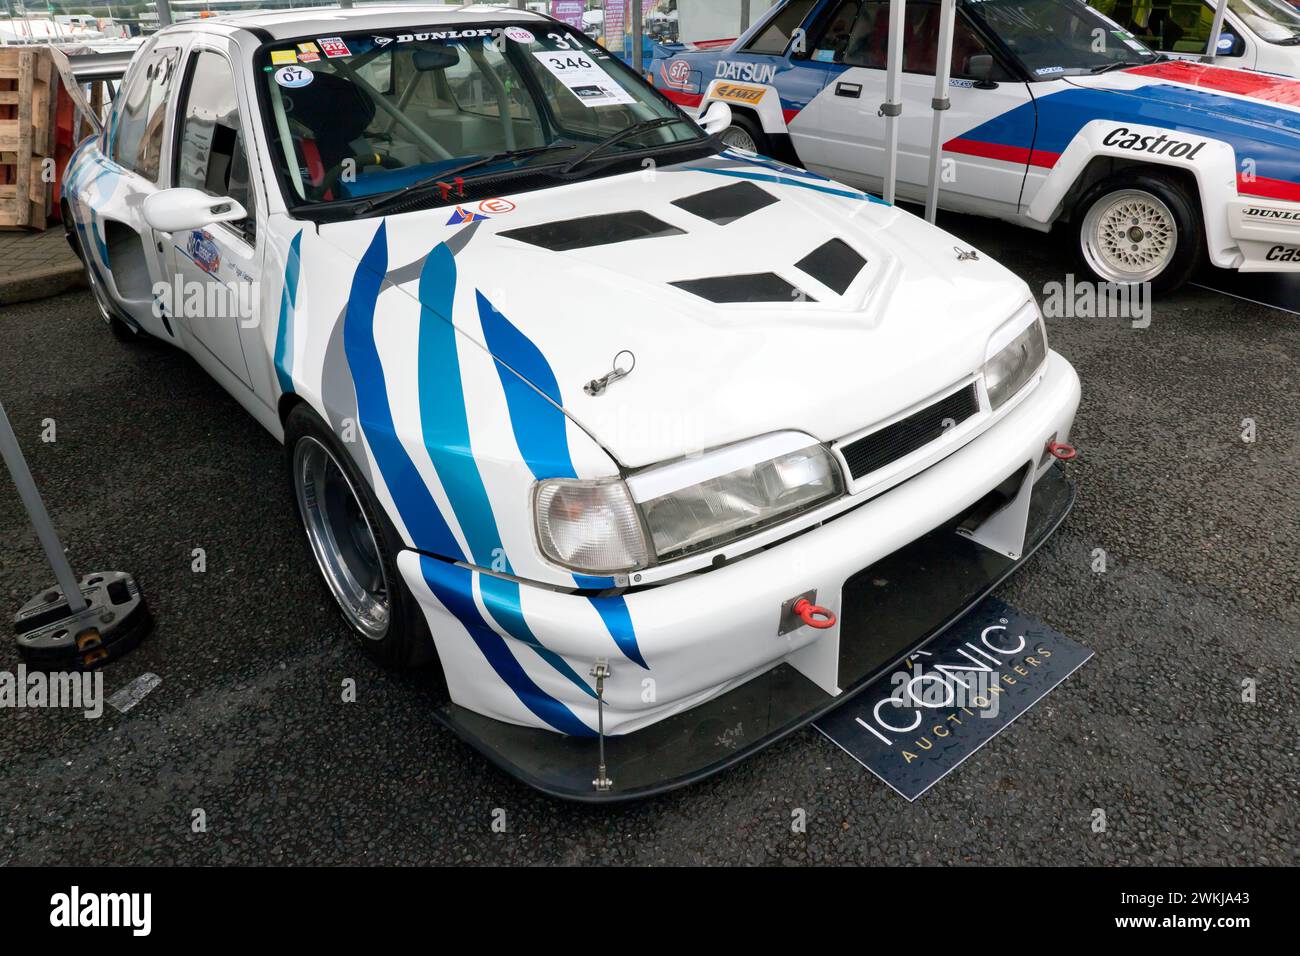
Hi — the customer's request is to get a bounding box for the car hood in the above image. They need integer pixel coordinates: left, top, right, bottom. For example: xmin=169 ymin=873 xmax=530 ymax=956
xmin=317 ymin=154 xmax=1032 ymax=468
xmin=1064 ymin=60 xmax=1300 ymax=136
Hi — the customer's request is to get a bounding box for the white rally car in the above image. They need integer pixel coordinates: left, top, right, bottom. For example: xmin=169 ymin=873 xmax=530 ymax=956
xmin=653 ymin=0 xmax=1300 ymax=292
xmin=62 ymin=4 xmax=1081 ymax=799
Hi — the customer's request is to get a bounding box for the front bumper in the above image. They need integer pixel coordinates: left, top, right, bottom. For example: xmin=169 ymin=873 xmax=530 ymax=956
xmin=400 ymin=350 xmax=1081 ymax=799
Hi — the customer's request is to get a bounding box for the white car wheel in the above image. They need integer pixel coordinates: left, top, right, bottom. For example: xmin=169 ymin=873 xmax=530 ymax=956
xmin=1079 ymin=188 xmax=1179 ymax=285
xmin=720 ymin=123 xmax=759 ymax=152
xmin=293 ymin=435 xmax=391 ymax=641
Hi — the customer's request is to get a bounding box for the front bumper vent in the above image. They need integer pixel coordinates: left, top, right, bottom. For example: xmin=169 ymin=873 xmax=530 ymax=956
xmin=839 ymin=383 xmax=979 ymax=481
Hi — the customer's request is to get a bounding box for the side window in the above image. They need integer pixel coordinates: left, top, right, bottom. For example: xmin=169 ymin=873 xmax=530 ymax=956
xmin=111 ymin=47 xmax=179 ymax=182
xmin=839 ymin=1 xmax=1007 ymax=79
xmin=745 ymin=0 xmax=819 ymax=54
xmin=175 ymin=51 xmax=256 ymax=240
xmin=1095 ymin=0 xmax=1212 ymax=54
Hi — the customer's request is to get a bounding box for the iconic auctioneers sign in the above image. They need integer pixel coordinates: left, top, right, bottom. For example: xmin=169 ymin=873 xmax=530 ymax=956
xmin=815 ymin=597 xmax=1093 ymax=801
xmin=550 ymin=1 xmax=586 ymax=28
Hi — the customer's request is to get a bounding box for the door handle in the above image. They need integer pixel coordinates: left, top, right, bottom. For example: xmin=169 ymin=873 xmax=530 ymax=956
xmin=835 ymin=81 xmax=862 ymax=98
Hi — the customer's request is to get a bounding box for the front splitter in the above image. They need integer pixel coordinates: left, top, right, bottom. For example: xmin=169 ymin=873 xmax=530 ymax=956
xmin=433 ymin=464 xmax=1077 ymax=802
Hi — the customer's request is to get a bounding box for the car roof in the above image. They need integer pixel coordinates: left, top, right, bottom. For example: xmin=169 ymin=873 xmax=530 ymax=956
xmin=161 ymin=3 xmax=549 ymax=42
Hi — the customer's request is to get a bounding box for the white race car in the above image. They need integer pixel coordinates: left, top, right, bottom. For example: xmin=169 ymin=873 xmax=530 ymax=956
xmin=62 ymin=4 xmax=1081 ymax=799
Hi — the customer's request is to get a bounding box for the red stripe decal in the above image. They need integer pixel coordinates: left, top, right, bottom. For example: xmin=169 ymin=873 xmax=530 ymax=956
xmin=1125 ymin=61 xmax=1300 ymax=107
xmin=1238 ymin=173 xmax=1300 ymax=203
xmin=944 ymin=137 xmax=1059 ymax=169
xmin=661 ymin=88 xmax=704 ymax=109
xmin=782 ymin=107 xmax=802 ymax=124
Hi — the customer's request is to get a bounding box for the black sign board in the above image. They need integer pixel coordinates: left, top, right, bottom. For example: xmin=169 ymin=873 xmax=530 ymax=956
xmin=815 ymin=597 xmax=1093 ymax=801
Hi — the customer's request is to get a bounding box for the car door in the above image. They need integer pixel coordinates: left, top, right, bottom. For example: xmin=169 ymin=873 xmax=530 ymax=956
xmin=87 ymin=39 xmax=185 ymax=337
xmin=792 ymin=0 xmax=1036 ymax=217
xmin=161 ymin=42 xmax=265 ymax=393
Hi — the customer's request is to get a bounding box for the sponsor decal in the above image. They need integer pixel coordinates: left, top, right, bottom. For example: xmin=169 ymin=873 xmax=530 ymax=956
xmin=815 ymin=598 xmax=1093 ymax=801
xmin=373 ymin=35 xmax=394 ymax=47
xmin=395 ymin=29 xmax=494 ymax=43
xmin=270 ymin=49 xmax=297 ymax=65
xmin=186 ymin=230 xmax=221 ymax=275
xmin=1102 ymin=126 xmax=1206 ymax=160
xmin=297 ymin=48 xmax=320 ymax=63
xmin=663 ymin=58 xmax=693 ymax=89
xmin=532 ymin=50 xmax=635 ymax=107
xmin=1244 ymin=206 xmax=1300 ymax=222
xmin=814 ymin=49 xmax=837 ymax=62
xmin=715 ymin=60 xmax=778 ymax=84
xmin=504 ymin=26 xmax=536 ymax=44
xmin=447 ymin=206 xmax=490 ymax=225
xmin=478 ymin=197 xmax=516 ymax=214
xmin=1035 ymin=65 xmax=1065 ymax=75
xmin=714 ymin=81 xmax=765 ymax=105
xmin=319 ymin=36 xmax=352 ymax=58
xmin=274 ymin=65 xmax=314 ymax=88
xmin=1266 ymin=244 xmax=1300 ymax=261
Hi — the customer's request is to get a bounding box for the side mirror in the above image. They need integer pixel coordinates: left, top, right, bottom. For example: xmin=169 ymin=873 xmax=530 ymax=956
xmin=143 ymin=188 xmax=247 ymax=233
xmin=698 ymin=99 xmax=733 ymax=137
xmin=968 ymin=54 xmax=998 ymax=90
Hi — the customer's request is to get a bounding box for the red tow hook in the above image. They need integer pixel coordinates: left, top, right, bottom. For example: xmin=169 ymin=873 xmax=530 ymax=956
xmin=792 ymin=598 xmax=837 ymax=630
xmin=1047 ymin=441 xmax=1077 ymax=462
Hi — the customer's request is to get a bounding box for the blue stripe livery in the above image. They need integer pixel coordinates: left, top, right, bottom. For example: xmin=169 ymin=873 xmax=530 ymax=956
xmin=343 ymin=222 xmax=464 ymax=560
xmin=420 ymin=556 xmax=594 ymax=736
xmin=273 ymin=230 xmax=303 ymax=395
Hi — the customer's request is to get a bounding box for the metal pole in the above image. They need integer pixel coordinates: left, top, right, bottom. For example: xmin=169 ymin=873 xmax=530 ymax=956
xmin=632 ymin=0 xmax=643 ymax=73
xmin=739 ymin=0 xmax=751 ymax=33
xmin=1205 ymin=0 xmax=1229 ymax=61
xmin=155 ymin=0 xmax=172 ymax=28
xmin=340 ymin=0 xmax=354 ymax=8
xmin=924 ymin=0 xmax=956 ymax=224
xmin=0 ymin=402 xmax=87 ymax=614
xmin=881 ymin=0 xmax=906 ymax=205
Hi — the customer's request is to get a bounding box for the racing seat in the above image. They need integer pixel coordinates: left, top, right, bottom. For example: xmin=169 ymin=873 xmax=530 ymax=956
xmin=282 ymin=71 xmax=377 ymax=200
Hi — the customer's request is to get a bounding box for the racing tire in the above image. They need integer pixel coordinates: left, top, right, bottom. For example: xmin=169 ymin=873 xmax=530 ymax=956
xmin=719 ymin=112 xmax=771 ymax=156
xmin=284 ymin=403 xmax=439 ymax=669
xmin=1073 ymin=171 xmax=1203 ymax=294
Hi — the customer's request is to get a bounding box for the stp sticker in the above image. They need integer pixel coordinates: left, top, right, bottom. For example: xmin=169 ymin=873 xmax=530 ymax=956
xmin=664 ymin=59 xmax=692 ymax=89
xmin=275 ymin=65 xmax=314 ymax=89
xmin=478 ymin=198 xmax=516 ymax=215
xmin=270 ymin=50 xmax=298 ymax=65
xmin=319 ymin=36 xmax=352 ymax=58
xmin=504 ymin=26 xmax=536 ymax=44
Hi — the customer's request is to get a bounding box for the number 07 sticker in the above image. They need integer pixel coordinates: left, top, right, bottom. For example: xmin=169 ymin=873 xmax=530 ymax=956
xmin=531 ymin=51 xmax=634 ymax=107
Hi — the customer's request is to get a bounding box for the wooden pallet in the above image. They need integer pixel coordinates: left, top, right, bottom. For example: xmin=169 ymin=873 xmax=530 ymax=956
xmin=0 ymin=47 xmax=59 ymax=230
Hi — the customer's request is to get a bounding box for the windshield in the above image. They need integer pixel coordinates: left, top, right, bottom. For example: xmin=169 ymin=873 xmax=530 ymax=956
xmin=259 ymin=22 xmax=703 ymax=210
xmin=965 ymin=0 xmax=1162 ymax=75
xmin=1230 ymin=0 xmax=1300 ymax=43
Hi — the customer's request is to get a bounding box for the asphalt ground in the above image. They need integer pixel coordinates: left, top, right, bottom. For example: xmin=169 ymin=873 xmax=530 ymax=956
xmin=0 ymin=213 xmax=1296 ymax=866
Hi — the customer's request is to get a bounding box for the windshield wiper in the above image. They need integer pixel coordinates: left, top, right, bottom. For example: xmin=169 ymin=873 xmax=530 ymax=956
xmin=559 ymin=117 xmax=692 ymax=175
xmin=1090 ymin=60 xmax=1146 ymax=74
xmin=356 ymin=143 xmax=577 ymax=215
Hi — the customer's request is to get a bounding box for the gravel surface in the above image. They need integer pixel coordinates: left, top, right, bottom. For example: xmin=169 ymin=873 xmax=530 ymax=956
xmin=0 ymin=215 xmax=1295 ymax=865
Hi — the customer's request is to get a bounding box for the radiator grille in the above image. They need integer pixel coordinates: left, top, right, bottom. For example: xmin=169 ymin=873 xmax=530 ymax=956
xmin=839 ymin=384 xmax=979 ymax=481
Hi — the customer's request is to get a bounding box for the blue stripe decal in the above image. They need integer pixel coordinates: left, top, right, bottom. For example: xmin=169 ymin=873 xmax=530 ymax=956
xmin=479 ymin=575 xmax=596 ymax=699
xmin=343 ymin=222 xmax=464 ymax=560
xmin=416 ymin=244 xmax=511 ymax=568
xmin=585 ymin=593 xmax=647 ymax=670
xmin=477 ymin=291 xmax=579 ymax=481
xmin=415 ymin=244 xmax=597 ymax=700
xmin=420 ymin=556 xmax=594 ymax=736
xmin=471 ymin=295 xmax=646 ymax=669
xmin=273 ymin=230 xmax=303 ymax=395
xmin=694 ymin=167 xmax=887 ymax=203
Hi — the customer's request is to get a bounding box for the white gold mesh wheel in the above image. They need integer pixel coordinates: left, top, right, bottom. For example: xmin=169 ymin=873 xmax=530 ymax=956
xmin=720 ymin=124 xmax=758 ymax=152
xmin=1080 ymin=188 xmax=1179 ymax=284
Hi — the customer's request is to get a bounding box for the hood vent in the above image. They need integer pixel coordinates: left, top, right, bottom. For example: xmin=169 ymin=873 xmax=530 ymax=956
xmin=796 ymin=239 xmax=866 ymax=295
xmin=671 ymin=181 xmax=778 ymax=225
xmin=500 ymin=211 xmax=684 ymax=251
xmin=671 ymin=273 xmax=817 ymax=304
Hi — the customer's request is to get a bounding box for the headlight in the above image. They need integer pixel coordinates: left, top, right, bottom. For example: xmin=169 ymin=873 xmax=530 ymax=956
xmin=533 ymin=433 xmax=844 ymax=573
xmin=534 ymin=479 xmax=649 ymax=575
xmin=984 ymin=310 xmax=1047 ymax=409
xmin=628 ymin=432 xmax=843 ymax=563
